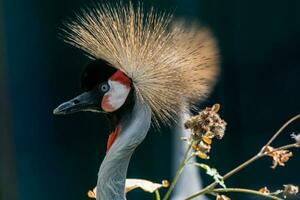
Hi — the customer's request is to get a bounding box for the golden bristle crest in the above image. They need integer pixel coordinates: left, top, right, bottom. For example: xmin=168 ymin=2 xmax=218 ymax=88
xmin=171 ymin=21 xmax=220 ymax=107
xmin=61 ymin=2 xmax=219 ymax=125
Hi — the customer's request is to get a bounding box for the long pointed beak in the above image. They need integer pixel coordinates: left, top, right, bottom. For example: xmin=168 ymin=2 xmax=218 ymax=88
xmin=53 ymin=91 xmax=101 ymax=115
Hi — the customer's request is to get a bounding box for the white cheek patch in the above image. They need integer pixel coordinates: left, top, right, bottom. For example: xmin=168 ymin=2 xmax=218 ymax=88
xmin=102 ymin=80 xmax=131 ymax=112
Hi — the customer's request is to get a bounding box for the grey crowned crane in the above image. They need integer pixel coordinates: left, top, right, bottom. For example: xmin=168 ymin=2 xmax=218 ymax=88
xmin=53 ymin=2 xmax=219 ymax=200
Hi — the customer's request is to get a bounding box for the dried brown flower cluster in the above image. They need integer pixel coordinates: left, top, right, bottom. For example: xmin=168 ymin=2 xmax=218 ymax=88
xmin=283 ymin=184 xmax=299 ymax=198
xmin=258 ymin=184 xmax=299 ymax=199
xmin=184 ymin=104 xmax=227 ymax=159
xmin=258 ymin=186 xmax=270 ymax=194
xmin=263 ymin=146 xmax=293 ymax=169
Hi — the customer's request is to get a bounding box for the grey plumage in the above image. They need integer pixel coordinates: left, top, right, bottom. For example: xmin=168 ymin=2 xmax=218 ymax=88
xmin=97 ymin=97 xmax=151 ymax=200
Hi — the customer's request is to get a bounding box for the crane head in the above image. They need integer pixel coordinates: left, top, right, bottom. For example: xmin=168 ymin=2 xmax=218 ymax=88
xmin=53 ymin=59 xmax=132 ymax=115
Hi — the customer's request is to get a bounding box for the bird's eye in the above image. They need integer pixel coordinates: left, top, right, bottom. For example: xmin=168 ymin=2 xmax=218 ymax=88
xmin=99 ymin=83 xmax=110 ymax=93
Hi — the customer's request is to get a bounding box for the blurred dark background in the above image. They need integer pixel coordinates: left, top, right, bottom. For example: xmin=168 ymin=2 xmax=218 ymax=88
xmin=0 ymin=0 xmax=299 ymax=200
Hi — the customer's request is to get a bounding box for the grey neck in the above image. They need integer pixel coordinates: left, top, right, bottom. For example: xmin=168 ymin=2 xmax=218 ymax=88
xmin=96 ymin=98 xmax=152 ymax=200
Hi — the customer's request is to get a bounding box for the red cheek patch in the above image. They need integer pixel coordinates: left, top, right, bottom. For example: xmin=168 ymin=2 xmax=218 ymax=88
xmin=101 ymin=94 xmax=114 ymax=112
xmin=109 ymin=70 xmax=131 ymax=86
xmin=101 ymin=70 xmax=131 ymax=112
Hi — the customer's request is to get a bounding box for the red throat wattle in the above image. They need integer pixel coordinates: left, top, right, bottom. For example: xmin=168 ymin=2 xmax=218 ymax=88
xmin=106 ymin=127 xmax=121 ymax=151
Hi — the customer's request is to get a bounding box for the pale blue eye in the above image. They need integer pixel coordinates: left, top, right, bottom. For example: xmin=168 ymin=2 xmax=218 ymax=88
xmin=100 ymin=83 xmax=110 ymax=93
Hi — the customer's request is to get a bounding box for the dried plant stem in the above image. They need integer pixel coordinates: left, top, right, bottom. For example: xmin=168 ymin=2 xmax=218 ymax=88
xmin=162 ymin=144 xmax=193 ymax=200
xmin=155 ymin=190 xmax=161 ymax=200
xmin=223 ymin=113 xmax=299 ymax=180
xmin=211 ymin=188 xmax=283 ymax=200
xmin=185 ymin=142 xmax=299 ymax=200
xmin=222 ymin=153 xmax=263 ymax=180
xmin=264 ymin=114 xmax=300 ymax=148
xmin=185 ymin=114 xmax=300 ymax=200
xmin=270 ymin=143 xmax=299 ymax=152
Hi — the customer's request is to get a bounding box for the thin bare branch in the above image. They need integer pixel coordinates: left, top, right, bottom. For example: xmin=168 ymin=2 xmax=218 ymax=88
xmin=263 ymin=114 xmax=300 ymax=149
xmin=212 ymin=188 xmax=283 ymax=200
xmin=185 ymin=115 xmax=300 ymax=200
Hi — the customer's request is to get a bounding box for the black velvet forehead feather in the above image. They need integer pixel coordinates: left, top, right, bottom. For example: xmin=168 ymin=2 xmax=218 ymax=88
xmin=81 ymin=59 xmax=117 ymax=91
